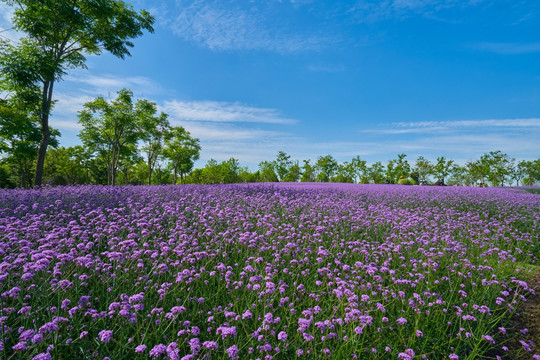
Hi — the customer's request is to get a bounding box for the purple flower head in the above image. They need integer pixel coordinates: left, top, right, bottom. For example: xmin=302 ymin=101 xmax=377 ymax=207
xmin=227 ymin=345 xmax=239 ymax=359
xmin=98 ymin=330 xmax=113 ymax=343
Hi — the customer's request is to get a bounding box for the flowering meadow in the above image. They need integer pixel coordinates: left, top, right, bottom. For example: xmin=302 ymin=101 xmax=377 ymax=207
xmin=0 ymin=183 xmax=539 ymax=360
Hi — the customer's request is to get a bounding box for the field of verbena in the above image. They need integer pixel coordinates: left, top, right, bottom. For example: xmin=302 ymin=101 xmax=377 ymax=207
xmin=0 ymin=184 xmax=539 ymax=360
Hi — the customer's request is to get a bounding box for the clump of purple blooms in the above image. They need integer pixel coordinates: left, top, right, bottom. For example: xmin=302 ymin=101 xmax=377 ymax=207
xmin=0 ymin=183 xmax=538 ymax=359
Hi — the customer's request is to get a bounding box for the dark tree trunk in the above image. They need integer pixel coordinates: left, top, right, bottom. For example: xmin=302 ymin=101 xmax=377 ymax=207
xmin=34 ymin=81 xmax=54 ymax=186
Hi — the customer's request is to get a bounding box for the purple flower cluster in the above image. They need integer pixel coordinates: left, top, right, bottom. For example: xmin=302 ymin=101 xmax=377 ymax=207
xmin=0 ymin=183 xmax=538 ymax=359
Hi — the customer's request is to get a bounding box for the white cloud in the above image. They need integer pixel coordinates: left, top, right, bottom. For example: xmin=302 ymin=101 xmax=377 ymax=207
xmin=471 ymin=42 xmax=540 ymax=55
xmin=160 ymin=0 xmax=328 ymax=52
xmin=350 ymin=0 xmax=482 ymax=22
xmin=163 ymin=100 xmax=297 ymax=125
xmin=65 ymin=73 xmax=163 ymax=95
xmin=395 ymin=118 xmax=540 ymax=129
xmin=0 ymin=3 xmax=22 ymax=43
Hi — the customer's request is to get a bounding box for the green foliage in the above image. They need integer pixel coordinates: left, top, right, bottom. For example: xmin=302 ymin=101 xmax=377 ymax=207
xmin=315 ymin=154 xmax=338 ymax=182
xmin=274 ymin=151 xmax=292 ymax=181
xmin=163 ymin=127 xmax=200 ymax=184
xmin=0 ymin=0 xmax=154 ymax=185
xmin=258 ymin=160 xmax=278 ymax=182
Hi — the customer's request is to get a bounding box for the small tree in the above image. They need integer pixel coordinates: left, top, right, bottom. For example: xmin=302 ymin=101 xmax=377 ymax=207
xmin=163 ymin=126 xmax=200 ymax=185
xmin=78 ymin=89 xmax=141 ymax=186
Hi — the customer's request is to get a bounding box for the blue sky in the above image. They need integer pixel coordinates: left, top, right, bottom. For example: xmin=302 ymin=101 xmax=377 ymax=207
xmin=2 ymin=0 xmax=540 ymax=168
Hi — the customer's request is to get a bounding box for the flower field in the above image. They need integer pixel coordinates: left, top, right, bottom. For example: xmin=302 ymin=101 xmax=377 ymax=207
xmin=0 ymin=184 xmax=539 ymax=360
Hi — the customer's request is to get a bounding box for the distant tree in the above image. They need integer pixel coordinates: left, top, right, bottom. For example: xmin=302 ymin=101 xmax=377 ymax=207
xmin=415 ymin=156 xmax=432 ymax=185
xmin=333 ymin=162 xmax=354 ymax=183
xmin=78 ymin=89 xmax=141 ymax=185
xmin=163 ymin=126 xmax=200 ymax=184
xmin=300 ymin=160 xmax=315 ymax=182
xmin=274 ymin=151 xmax=292 ymax=182
xmin=512 ymin=160 xmax=528 ymax=186
xmin=433 ymin=156 xmax=454 ymax=184
xmin=315 ymin=155 xmax=338 ymax=182
xmin=481 ymin=150 xmax=514 ymax=187
xmin=369 ymin=161 xmax=385 ymax=184
xmin=220 ymin=158 xmax=241 ymax=184
xmin=385 ymin=160 xmax=397 ymax=184
xmin=350 ymin=156 xmax=368 ymax=183
xmin=393 ymin=153 xmax=411 ymax=182
xmin=283 ymin=161 xmax=301 ymax=182
xmin=0 ymin=0 xmax=154 ymax=185
xmin=520 ymin=159 xmax=540 ymax=186
xmin=258 ymin=161 xmax=278 ymax=182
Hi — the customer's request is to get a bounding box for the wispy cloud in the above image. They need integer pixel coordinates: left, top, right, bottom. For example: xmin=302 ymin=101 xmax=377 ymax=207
xmin=350 ymin=0 xmax=482 ymax=22
xmin=158 ymin=0 xmax=329 ymax=52
xmin=65 ymin=73 xmax=163 ymax=96
xmin=0 ymin=3 xmax=21 ymax=43
xmin=163 ymin=100 xmax=297 ymax=125
xmin=470 ymin=42 xmax=540 ymax=54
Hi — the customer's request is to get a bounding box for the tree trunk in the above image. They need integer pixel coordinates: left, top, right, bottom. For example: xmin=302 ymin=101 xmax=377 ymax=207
xmin=173 ymin=163 xmax=178 ymax=185
xmin=34 ymin=81 xmax=54 ymax=186
xmin=148 ymin=157 xmax=152 ymax=186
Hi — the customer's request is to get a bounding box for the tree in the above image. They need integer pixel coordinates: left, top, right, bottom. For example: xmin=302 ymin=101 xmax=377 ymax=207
xmin=433 ymin=156 xmax=454 ymax=185
xmin=43 ymin=146 xmax=92 ymax=185
xmin=481 ymin=151 xmax=514 ymax=187
xmin=163 ymin=126 xmax=200 ymax=184
xmin=350 ymin=156 xmax=368 ymax=183
xmin=78 ymin=89 xmax=141 ymax=186
xmin=415 ymin=156 xmax=432 ymax=185
xmin=0 ymin=98 xmax=58 ymax=187
xmin=137 ymin=100 xmax=170 ymax=185
xmin=0 ymin=0 xmax=154 ymax=186
xmin=315 ymin=155 xmax=338 ymax=182
xmin=300 ymin=160 xmax=315 ymax=182
xmin=274 ymin=151 xmax=292 ymax=182
xmin=258 ymin=161 xmax=278 ymax=182
xmin=393 ymin=153 xmax=411 ymax=182
xmin=369 ymin=161 xmax=385 ymax=184
xmin=283 ymin=161 xmax=301 ymax=182
xmin=333 ymin=162 xmax=354 ymax=183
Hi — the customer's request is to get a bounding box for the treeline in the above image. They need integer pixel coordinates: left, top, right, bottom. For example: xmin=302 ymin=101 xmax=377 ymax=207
xmin=185 ymin=151 xmax=540 ymax=187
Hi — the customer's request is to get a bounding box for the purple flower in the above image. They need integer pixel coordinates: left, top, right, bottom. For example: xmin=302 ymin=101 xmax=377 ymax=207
xmin=277 ymin=331 xmax=288 ymax=341
xmin=396 ymin=317 xmax=408 ymax=325
xmin=227 ymin=345 xmax=239 ymax=359
xmin=135 ymin=344 xmax=147 ymax=353
xmin=150 ymin=344 xmax=167 ymax=358
xmin=203 ymin=341 xmax=218 ymax=350
xmin=98 ymin=330 xmax=113 ymax=343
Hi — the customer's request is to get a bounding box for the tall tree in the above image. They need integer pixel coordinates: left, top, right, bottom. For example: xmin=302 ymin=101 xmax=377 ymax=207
xmin=0 ymin=0 xmax=154 ymax=185
xmin=78 ymin=89 xmax=141 ymax=186
xmin=274 ymin=151 xmax=292 ymax=182
xmin=137 ymin=100 xmax=170 ymax=185
xmin=163 ymin=126 xmax=200 ymax=184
